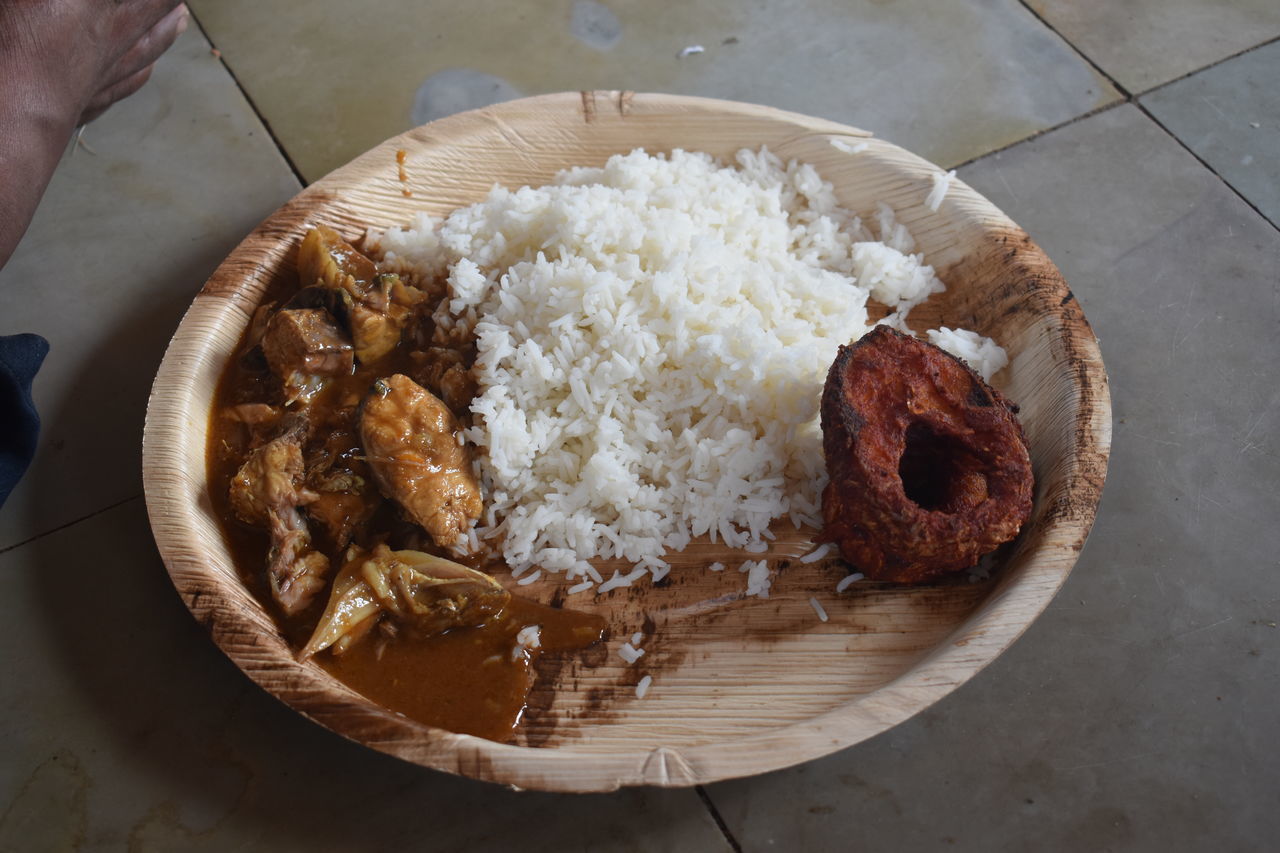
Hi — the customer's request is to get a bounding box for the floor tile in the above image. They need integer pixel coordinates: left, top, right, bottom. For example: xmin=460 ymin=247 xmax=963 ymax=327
xmin=0 ymin=501 xmax=731 ymax=851
xmin=187 ymin=0 xmax=1116 ymax=181
xmin=1028 ymin=0 xmax=1280 ymax=93
xmin=704 ymin=104 xmax=1280 ymax=850
xmin=0 ymin=28 xmax=300 ymax=550
xmin=1142 ymin=40 xmax=1280 ymax=226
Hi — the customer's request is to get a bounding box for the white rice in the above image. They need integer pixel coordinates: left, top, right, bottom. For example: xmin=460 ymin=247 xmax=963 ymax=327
xmin=830 ymin=138 xmax=869 ymax=155
xmin=836 ymin=572 xmax=865 ymax=593
xmin=597 ymin=566 xmax=649 ymax=594
xmin=566 ymin=579 xmax=594 ymax=595
xmin=927 ymin=327 xmax=1009 ymax=382
xmin=740 ymin=559 xmax=772 ymax=598
xmin=512 ymin=625 xmax=541 ymax=660
xmin=636 ymin=675 xmax=653 ymax=698
xmin=708 ymin=562 xmax=726 ymax=572
xmin=371 ymin=148 xmax=1005 ymax=584
xmin=799 ymin=542 xmax=833 ymax=564
xmin=619 ymin=642 xmax=645 ymax=664
xmin=926 ymin=169 xmax=956 ymax=211
xmin=809 ymin=596 xmax=829 ymax=622
xmin=630 ymin=631 xmax=643 ymax=645
xmin=516 ymin=569 xmax=542 ymax=585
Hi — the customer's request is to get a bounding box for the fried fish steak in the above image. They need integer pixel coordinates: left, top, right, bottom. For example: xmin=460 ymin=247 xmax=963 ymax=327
xmin=820 ymin=326 xmax=1033 ymax=583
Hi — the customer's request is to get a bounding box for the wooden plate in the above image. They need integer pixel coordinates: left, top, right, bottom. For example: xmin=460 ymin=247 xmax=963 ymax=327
xmin=142 ymin=91 xmax=1110 ymax=792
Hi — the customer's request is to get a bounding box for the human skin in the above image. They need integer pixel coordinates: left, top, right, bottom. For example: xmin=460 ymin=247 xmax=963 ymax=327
xmin=0 ymin=0 xmax=189 ymax=268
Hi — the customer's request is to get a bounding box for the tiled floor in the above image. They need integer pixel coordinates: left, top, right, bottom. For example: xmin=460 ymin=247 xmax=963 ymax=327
xmin=1027 ymin=0 xmax=1280 ymax=93
xmin=1142 ymin=39 xmax=1280 ymax=223
xmin=1 ymin=2 xmax=1277 ymax=849
xmin=189 ymin=0 xmax=1117 ymax=179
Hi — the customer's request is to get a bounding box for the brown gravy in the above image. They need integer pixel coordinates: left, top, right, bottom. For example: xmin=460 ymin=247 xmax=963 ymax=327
xmin=318 ymin=597 xmax=603 ymax=741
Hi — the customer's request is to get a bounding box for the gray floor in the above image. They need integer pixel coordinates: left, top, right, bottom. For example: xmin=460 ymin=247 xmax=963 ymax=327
xmin=1 ymin=3 xmax=1277 ymax=850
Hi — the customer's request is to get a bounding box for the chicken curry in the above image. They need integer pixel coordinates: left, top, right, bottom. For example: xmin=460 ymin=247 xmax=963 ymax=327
xmin=207 ymin=226 xmax=604 ymax=741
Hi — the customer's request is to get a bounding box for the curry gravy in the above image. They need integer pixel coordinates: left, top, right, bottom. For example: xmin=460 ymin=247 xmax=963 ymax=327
xmin=206 ymin=262 xmax=604 ymax=743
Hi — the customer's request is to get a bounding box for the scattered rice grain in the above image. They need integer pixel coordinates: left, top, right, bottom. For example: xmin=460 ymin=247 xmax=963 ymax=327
xmin=799 ymin=542 xmax=833 ymax=563
xmin=830 ymin=138 xmax=870 ymax=154
xmin=512 ymin=625 xmax=542 ymax=660
xmin=740 ymin=559 xmax=772 ymax=598
xmin=619 ymin=643 xmax=645 ymax=664
xmin=809 ymin=597 xmax=829 ymax=622
xmin=926 ymin=169 xmax=956 ymax=211
xmin=835 ymin=572 xmax=865 ymax=593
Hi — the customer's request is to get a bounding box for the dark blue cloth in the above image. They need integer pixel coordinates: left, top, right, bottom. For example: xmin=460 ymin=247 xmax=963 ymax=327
xmin=0 ymin=333 xmax=49 ymax=508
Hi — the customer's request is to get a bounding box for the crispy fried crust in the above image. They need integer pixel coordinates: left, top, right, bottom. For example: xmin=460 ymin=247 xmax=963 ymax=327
xmin=820 ymin=327 xmax=1033 ymax=583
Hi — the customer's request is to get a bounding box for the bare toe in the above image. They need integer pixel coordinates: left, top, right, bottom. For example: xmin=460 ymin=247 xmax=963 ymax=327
xmin=81 ymin=4 xmax=188 ymax=123
xmin=79 ymin=64 xmax=157 ymax=125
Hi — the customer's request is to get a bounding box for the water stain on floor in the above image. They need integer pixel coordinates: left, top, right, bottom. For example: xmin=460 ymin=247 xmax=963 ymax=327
xmin=570 ymin=0 xmax=623 ymax=51
xmin=0 ymin=751 xmax=90 ymax=851
xmin=410 ymin=68 xmax=524 ymax=126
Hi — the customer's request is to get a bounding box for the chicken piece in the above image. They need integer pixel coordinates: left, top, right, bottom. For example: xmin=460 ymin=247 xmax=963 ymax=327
xmin=410 ymin=346 xmax=478 ymax=414
xmin=296 ymin=226 xmax=424 ymax=364
xmin=283 ymin=283 xmax=351 ymax=319
xmin=346 ymin=290 xmax=404 ymax=365
xmin=221 ymin=403 xmax=283 ymax=450
xmin=300 ymin=544 xmax=509 ymax=659
xmin=301 ymin=407 xmax=381 ymax=549
xmin=228 ymin=417 xmax=331 ymax=615
xmin=360 ymin=374 xmax=482 ymax=547
xmin=260 ymin=308 xmax=353 ymax=405
xmin=225 ymin=403 xmax=282 ymax=426
xmin=305 ymin=469 xmax=379 ymax=550
xmin=262 ymin=309 xmax=354 ymax=377
xmin=228 ymin=424 xmax=309 ymax=528
xmin=297 ymin=224 xmax=379 ymax=292
xmin=266 ymin=509 xmax=331 ymax=616
xmin=237 ymin=302 xmax=276 ymax=371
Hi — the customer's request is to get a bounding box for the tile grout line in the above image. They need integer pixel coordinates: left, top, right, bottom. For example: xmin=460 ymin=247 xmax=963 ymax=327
xmin=949 ymin=100 xmax=1127 ymax=172
xmin=1134 ymin=101 xmax=1280 ymax=236
xmin=1133 ymin=32 xmax=1280 ymax=98
xmin=948 ymin=0 xmax=1131 ymax=172
xmin=1006 ymin=1 xmax=1280 ymax=233
xmin=1015 ymin=0 xmax=1131 ymax=97
xmin=1017 ymin=0 xmax=1280 ymax=98
xmin=0 ymin=495 xmax=141 ymax=555
xmin=186 ymin=9 xmax=309 ymax=189
xmin=696 ymin=785 xmax=744 ymax=853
